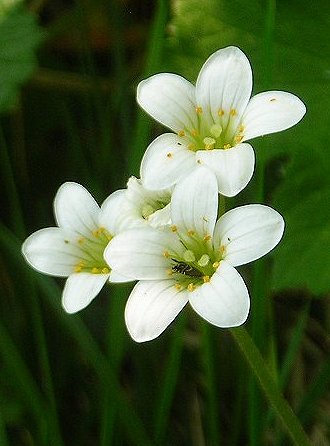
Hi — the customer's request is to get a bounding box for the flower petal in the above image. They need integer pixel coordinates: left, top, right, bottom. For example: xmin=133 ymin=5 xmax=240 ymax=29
xmin=195 ymin=46 xmax=252 ymax=126
xmin=242 ymin=91 xmax=306 ymax=141
xmin=196 ymin=143 xmax=255 ymax=197
xmin=99 ymin=189 xmax=128 ymax=234
xmin=104 ymin=227 xmax=185 ymax=281
xmin=125 ymin=280 xmax=188 ymax=342
xmin=171 ymin=166 xmax=218 ymax=242
xmin=62 ymin=272 xmax=108 ymax=313
xmin=141 ymin=133 xmax=196 ymax=190
xmin=137 ymin=73 xmax=198 ymax=133
xmin=189 ymin=260 xmax=250 ymax=327
xmin=54 ymin=182 xmax=100 ymax=234
xmin=22 ymin=227 xmax=79 ymax=277
xmin=214 ymin=204 xmax=285 ymax=267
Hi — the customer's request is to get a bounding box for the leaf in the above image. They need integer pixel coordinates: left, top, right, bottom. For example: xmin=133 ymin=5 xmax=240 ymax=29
xmin=272 ymin=149 xmax=330 ymax=294
xmin=0 ymin=7 xmax=43 ymax=112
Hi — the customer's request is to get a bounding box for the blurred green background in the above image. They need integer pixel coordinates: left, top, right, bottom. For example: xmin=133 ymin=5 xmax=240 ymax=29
xmin=0 ymin=0 xmax=329 ymax=445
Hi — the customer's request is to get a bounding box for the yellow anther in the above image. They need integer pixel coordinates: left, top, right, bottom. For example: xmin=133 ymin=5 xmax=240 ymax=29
xmin=230 ymin=108 xmax=237 ymax=116
xmin=203 ymin=234 xmax=211 ymax=242
xmin=166 ymin=152 xmax=173 ymax=158
xmin=175 ymin=283 xmax=182 ymax=290
xmin=203 ymin=136 xmax=216 ymax=150
xmin=210 ymin=124 xmax=222 ymax=138
xmin=223 ymin=143 xmax=232 ymax=150
xmin=195 ymin=106 xmax=203 ymax=114
xmin=92 ymin=267 xmax=99 ymax=274
xmin=78 ymin=237 xmax=85 ymax=244
xmin=234 ymin=135 xmax=244 ymax=144
xmin=178 ymin=130 xmax=185 ymax=137
xmin=219 ymin=245 xmax=226 ymax=257
xmin=163 ymin=250 xmax=170 ymax=258
xmin=167 ymin=268 xmax=173 ymax=276
xmin=203 ymin=275 xmax=210 ymax=283
xmin=239 ymin=124 xmax=245 ymax=133
xmin=188 ymin=143 xmax=196 ymax=151
xmin=92 ymin=229 xmax=100 ymax=237
xmin=191 ymin=128 xmax=199 ymax=137
xmin=198 ymin=254 xmax=210 ymax=267
xmin=105 ymin=232 xmax=112 ymax=241
xmin=212 ymin=261 xmax=220 ymax=269
xmin=101 ymin=267 xmax=110 ymax=274
xmin=183 ymin=250 xmax=195 ymax=262
xmin=187 ymin=283 xmax=196 ymax=292
xmin=218 ymin=109 xmax=225 ymax=116
xmin=187 ymin=229 xmax=195 ymax=236
xmin=74 ymin=265 xmax=82 ymax=273
xmin=170 ymin=225 xmax=177 ymax=232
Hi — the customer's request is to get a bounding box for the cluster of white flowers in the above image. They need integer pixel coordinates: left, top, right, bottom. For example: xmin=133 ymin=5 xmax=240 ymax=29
xmin=22 ymin=47 xmax=306 ymax=342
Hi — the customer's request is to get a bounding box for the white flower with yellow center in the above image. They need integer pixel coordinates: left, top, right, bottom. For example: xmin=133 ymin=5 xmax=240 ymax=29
xmin=120 ymin=176 xmax=172 ymax=228
xmin=22 ymin=182 xmax=125 ymax=313
xmin=137 ymin=46 xmax=306 ymax=197
xmin=105 ymin=167 xmax=285 ymax=342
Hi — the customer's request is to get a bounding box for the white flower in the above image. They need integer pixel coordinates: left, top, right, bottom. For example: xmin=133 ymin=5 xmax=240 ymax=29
xmin=137 ymin=46 xmax=306 ymax=197
xmin=22 ymin=182 xmax=125 ymax=313
xmin=119 ymin=176 xmax=172 ymax=228
xmin=105 ymin=167 xmax=285 ymax=342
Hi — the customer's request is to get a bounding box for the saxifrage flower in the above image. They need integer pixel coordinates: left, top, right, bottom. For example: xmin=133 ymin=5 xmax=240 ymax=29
xmin=137 ymin=46 xmax=306 ymax=196
xmin=22 ymin=182 xmax=125 ymax=313
xmin=105 ymin=167 xmax=285 ymax=342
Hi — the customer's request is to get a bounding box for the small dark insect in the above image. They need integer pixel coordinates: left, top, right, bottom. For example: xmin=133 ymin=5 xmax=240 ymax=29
xmin=171 ymin=259 xmax=203 ymax=277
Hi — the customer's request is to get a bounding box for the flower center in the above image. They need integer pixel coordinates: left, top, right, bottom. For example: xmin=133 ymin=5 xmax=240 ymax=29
xmin=178 ymin=106 xmax=245 ymax=152
xmin=141 ymin=199 xmax=168 ymax=220
xmin=71 ymin=227 xmax=112 ymax=274
xmin=165 ymin=241 xmax=225 ymax=292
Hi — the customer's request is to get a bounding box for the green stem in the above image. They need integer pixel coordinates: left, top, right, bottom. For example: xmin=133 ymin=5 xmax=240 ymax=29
xmin=154 ymin=314 xmax=186 ymax=444
xmin=230 ymin=327 xmax=310 ymax=446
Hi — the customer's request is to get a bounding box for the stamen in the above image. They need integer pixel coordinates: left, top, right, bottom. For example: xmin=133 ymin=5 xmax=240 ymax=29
xmin=92 ymin=267 xmax=99 ymax=273
xmin=219 ymin=245 xmax=226 ymax=257
xmin=212 ymin=261 xmax=220 ymax=269
xmin=218 ymin=109 xmax=225 ymax=116
xmin=163 ymin=250 xmax=170 ymax=258
xmin=203 ymin=136 xmax=216 ymax=150
xmin=78 ymin=237 xmax=85 ymax=244
xmin=203 ymin=275 xmax=210 ymax=283
xmin=195 ymin=106 xmax=203 ymax=114
xmin=187 ymin=229 xmax=195 ymax=236
xmin=210 ymin=124 xmax=222 ymax=138
xmin=167 ymin=268 xmax=173 ymax=276
xmin=175 ymin=283 xmax=182 ymax=290
xmin=198 ymin=254 xmax=210 ymax=267
xmin=203 ymin=234 xmax=211 ymax=242
xmin=183 ymin=250 xmax=196 ymax=262
xmin=178 ymin=130 xmax=185 ymax=137
xmin=101 ymin=267 xmax=110 ymax=274
xmin=234 ymin=135 xmax=244 ymax=144
xmin=223 ymin=143 xmax=231 ymax=150
xmin=188 ymin=143 xmax=196 ymax=151
xmin=170 ymin=225 xmax=177 ymax=232
xmin=187 ymin=283 xmax=196 ymax=292
xmin=230 ymin=108 xmax=237 ymax=116
xmin=191 ymin=129 xmax=199 ymax=137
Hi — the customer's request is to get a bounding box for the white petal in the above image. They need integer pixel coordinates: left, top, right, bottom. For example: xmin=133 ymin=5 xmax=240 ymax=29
xmin=147 ymin=204 xmax=172 ymax=228
xmin=109 ymin=269 xmax=134 ymax=283
xmin=22 ymin=227 xmax=80 ymax=277
xmin=99 ymin=189 xmax=128 ymax=234
xmin=104 ymin=227 xmax=185 ymax=280
xmin=171 ymin=167 xmax=218 ymax=241
xmin=196 ymin=143 xmax=255 ymax=197
xmin=242 ymin=91 xmax=306 ymax=141
xmin=54 ymin=182 xmax=100 ymax=234
xmin=140 ymin=133 xmax=196 ymax=190
xmin=62 ymin=273 xmax=108 ymax=313
xmin=189 ymin=261 xmax=250 ymax=327
xmin=125 ymin=280 xmax=188 ymax=342
xmin=195 ymin=46 xmax=252 ymax=126
xmin=214 ymin=204 xmax=285 ymax=267
xmin=137 ymin=73 xmax=198 ymax=133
